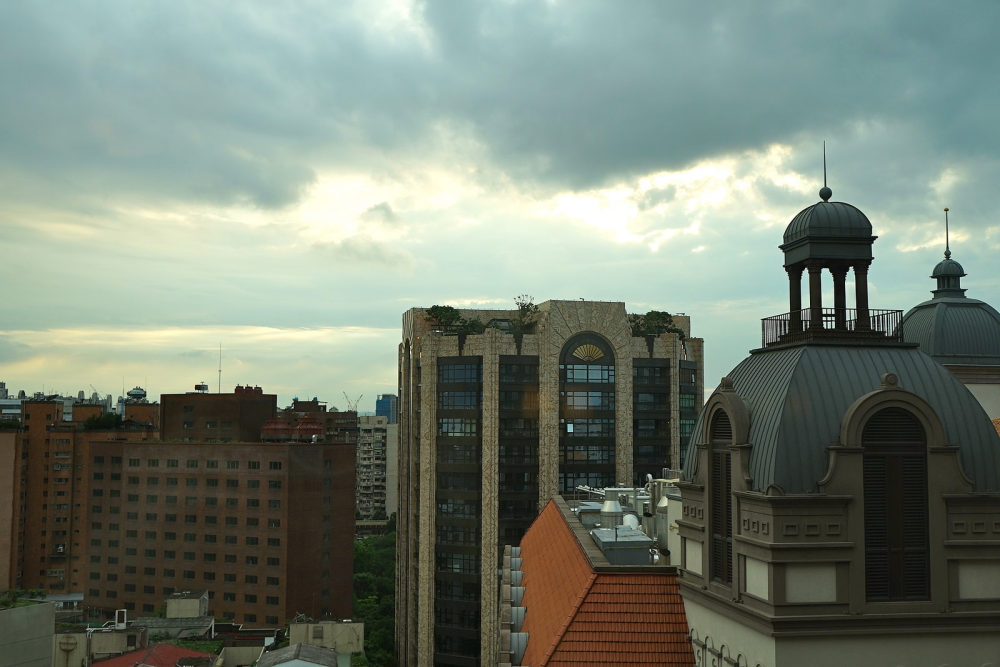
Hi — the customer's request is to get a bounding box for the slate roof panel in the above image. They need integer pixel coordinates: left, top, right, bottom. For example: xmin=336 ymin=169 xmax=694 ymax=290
xmin=685 ymin=343 xmax=1000 ymax=493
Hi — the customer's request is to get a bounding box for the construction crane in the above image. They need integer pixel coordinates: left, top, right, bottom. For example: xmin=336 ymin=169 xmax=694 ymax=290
xmin=342 ymin=392 xmax=363 ymax=412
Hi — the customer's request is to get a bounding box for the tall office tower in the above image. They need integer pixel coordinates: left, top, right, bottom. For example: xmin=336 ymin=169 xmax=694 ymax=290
xmin=395 ymin=300 xmax=703 ymax=666
xmin=375 ymin=394 xmax=398 ymax=424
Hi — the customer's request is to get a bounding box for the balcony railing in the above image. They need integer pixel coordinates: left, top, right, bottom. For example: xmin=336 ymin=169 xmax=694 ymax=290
xmin=761 ymin=308 xmax=904 ymax=347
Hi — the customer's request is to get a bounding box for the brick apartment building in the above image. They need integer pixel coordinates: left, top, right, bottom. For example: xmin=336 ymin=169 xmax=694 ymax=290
xmin=3 ymin=386 xmax=356 ymax=626
xmin=7 ymin=400 xmax=155 ymax=593
xmin=160 ymin=385 xmax=276 ymax=442
xmin=85 ymin=438 xmax=354 ymax=625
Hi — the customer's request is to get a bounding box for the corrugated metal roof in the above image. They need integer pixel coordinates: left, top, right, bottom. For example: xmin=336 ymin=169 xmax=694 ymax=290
xmin=684 ymin=343 xmax=1000 ymax=493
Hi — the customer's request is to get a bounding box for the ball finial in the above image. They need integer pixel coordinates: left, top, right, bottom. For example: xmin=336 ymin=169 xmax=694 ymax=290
xmin=819 ymin=186 xmax=832 ymax=202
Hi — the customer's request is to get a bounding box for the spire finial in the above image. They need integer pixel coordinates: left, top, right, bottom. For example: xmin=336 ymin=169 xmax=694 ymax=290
xmin=819 ymin=141 xmax=832 ymax=201
xmin=944 ymin=207 xmax=951 ymax=259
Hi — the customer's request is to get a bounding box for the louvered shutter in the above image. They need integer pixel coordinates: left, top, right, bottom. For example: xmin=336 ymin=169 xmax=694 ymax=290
xmin=710 ymin=410 xmax=733 ymax=584
xmin=862 ymin=407 xmax=929 ymax=601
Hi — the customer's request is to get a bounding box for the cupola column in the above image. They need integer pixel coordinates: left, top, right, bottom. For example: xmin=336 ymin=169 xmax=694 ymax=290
xmin=807 ymin=261 xmax=824 ymax=331
xmin=786 ymin=265 xmax=804 ymax=333
xmin=854 ymin=262 xmax=871 ymax=332
xmin=831 ymin=264 xmax=848 ymax=330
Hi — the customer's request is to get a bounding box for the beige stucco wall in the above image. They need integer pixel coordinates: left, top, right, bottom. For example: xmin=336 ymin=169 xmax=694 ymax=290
xmin=166 ymin=594 xmax=207 ymax=618
xmin=215 ymin=645 xmax=265 ymax=667
xmin=684 ymin=539 xmax=703 ymax=576
xmin=745 ymin=556 xmax=770 ymax=600
xmin=54 ymin=630 xmax=139 ymax=667
xmin=288 ymin=621 xmax=364 ymax=652
xmin=684 ymin=597 xmax=776 ymax=667
xmin=777 ymin=633 xmax=999 ymax=667
xmin=957 ymin=559 xmax=1000 ymax=600
xmin=784 ymin=562 xmax=836 ymax=603
xmin=2 ymin=602 xmax=54 ymax=667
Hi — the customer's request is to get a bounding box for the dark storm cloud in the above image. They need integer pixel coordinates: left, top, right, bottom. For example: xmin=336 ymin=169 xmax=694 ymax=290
xmin=4 ymin=1 xmax=999 ymax=212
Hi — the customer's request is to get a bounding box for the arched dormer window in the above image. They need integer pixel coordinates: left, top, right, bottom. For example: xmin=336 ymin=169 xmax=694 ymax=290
xmin=862 ymin=406 xmax=929 ymax=601
xmin=709 ymin=409 xmax=733 ymax=585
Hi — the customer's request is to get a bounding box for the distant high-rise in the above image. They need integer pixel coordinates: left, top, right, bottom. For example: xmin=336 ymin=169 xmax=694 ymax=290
xmin=375 ymin=394 xmax=398 ymax=424
xmin=356 ymin=415 xmax=395 ymax=520
xmin=395 ymin=300 xmax=703 ymax=665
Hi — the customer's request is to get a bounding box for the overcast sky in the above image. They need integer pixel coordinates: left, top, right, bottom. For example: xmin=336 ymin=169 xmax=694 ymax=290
xmin=2 ymin=1 xmax=998 ymax=411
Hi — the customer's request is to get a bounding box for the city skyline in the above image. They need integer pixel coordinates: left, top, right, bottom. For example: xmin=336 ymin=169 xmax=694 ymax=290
xmin=2 ymin=2 xmax=999 ymax=410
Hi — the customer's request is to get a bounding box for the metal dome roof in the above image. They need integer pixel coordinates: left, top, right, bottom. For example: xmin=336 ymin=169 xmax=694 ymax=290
xmin=683 ymin=344 xmax=1000 ymax=493
xmin=902 ymin=296 xmax=1000 ymax=364
xmin=783 ymin=200 xmax=873 ymax=245
xmin=902 ymin=244 xmax=1000 ymax=365
xmin=932 ymin=256 xmax=966 ymax=278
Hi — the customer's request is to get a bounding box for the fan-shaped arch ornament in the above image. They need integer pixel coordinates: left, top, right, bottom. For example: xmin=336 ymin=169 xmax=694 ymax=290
xmin=572 ymin=344 xmax=605 ymax=362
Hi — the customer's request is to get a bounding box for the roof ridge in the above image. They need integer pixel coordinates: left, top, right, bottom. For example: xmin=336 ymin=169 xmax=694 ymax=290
xmin=536 ymin=570 xmax=597 ymax=666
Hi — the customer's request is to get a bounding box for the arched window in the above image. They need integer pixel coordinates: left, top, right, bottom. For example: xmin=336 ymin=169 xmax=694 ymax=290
xmin=558 ymin=334 xmax=616 ymax=493
xmin=862 ymin=407 xmax=929 ymax=601
xmin=709 ymin=409 xmax=733 ymax=585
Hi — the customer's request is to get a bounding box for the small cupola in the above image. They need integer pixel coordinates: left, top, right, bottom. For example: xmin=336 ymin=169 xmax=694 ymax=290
xmin=930 ymin=208 xmax=967 ymax=298
xmin=764 ymin=175 xmax=902 ymax=347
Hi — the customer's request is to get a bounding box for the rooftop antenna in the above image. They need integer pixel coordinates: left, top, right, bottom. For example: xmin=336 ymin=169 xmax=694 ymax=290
xmin=944 ymin=207 xmax=951 ymax=258
xmin=218 ymin=344 xmax=222 ymax=393
xmin=819 ymin=141 xmax=832 ymax=202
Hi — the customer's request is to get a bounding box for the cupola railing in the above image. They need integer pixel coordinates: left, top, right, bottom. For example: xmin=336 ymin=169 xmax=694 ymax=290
xmin=761 ymin=308 xmax=904 ymax=347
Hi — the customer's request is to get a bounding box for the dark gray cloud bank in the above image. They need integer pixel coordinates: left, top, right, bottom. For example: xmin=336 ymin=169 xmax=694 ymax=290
xmin=1 ymin=1 xmax=998 ymax=399
xmin=3 ymin=2 xmax=998 ymax=203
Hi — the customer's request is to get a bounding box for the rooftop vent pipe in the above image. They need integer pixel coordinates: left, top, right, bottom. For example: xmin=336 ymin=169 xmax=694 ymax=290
xmin=600 ymin=499 xmax=623 ymax=527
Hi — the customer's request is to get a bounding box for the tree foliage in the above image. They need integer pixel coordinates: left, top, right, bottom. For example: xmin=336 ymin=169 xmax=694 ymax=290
xmin=83 ymin=413 xmax=123 ymax=430
xmin=426 ymin=305 xmax=485 ymax=334
xmin=427 ymin=305 xmax=462 ymax=329
xmin=353 ymin=523 xmax=397 ymax=666
xmin=629 ymin=310 xmax=686 ymax=340
xmin=513 ymin=294 xmax=540 ymax=334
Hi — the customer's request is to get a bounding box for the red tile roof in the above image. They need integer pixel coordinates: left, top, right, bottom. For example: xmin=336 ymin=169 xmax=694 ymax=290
xmin=95 ymin=643 xmax=216 ymax=667
xmin=517 ymin=499 xmax=693 ymax=666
